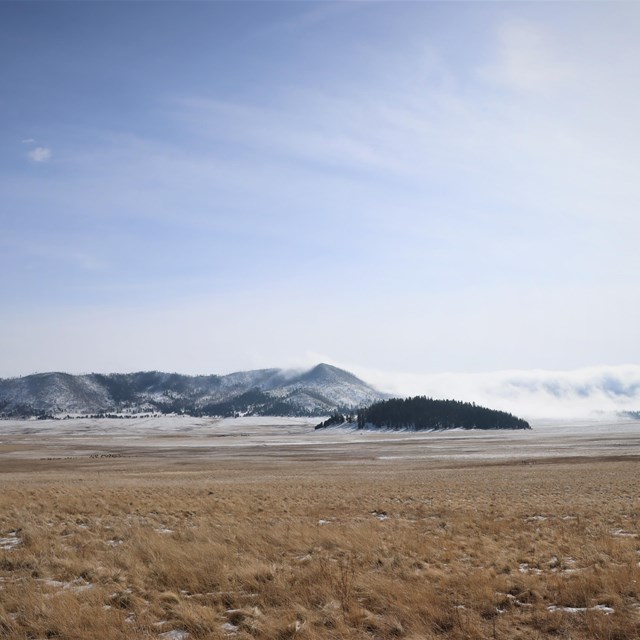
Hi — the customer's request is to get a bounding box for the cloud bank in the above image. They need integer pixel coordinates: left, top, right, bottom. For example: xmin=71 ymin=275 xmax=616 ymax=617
xmin=345 ymin=363 xmax=640 ymax=421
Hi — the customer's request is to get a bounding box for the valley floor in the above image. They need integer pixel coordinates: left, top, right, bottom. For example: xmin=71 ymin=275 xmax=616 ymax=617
xmin=1 ymin=418 xmax=640 ymax=638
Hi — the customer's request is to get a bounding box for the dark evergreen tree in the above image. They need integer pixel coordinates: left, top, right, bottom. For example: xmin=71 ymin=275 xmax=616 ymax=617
xmin=355 ymin=396 xmax=530 ymax=431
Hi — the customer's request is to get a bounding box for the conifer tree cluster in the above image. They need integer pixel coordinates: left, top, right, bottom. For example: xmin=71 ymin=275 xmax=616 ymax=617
xmin=355 ymin=396 xmax=530 ymax=430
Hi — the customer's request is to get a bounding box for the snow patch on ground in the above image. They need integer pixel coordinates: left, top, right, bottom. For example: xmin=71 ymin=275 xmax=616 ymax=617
xmin=3 ymin=415 xmax=640 ymax=465
xmin=519 ymin=563 xmax=543 ymax=575
xmin=547 ymin=604 xmax=614 ymax=614
xmin=0 ymin=532 xmax=21 ymax=550
xmin=497 ymin=593 xmax=533 ymax=608
xmin=611 ymin=529 xmax=637 ymax=537
xmin=38 ymin=578 xmax=94 ymax=592
xmin=159 ymin=630 xmax=190 ymax=640
xmin=519 ymin=557 xmax=579 ymax=575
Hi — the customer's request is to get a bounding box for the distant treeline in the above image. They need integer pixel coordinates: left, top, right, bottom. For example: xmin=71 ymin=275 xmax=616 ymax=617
xmin=317 ymin=396 xmax=530 ymax=431
xmin=152 ymin=389 xmax=332 ymax=418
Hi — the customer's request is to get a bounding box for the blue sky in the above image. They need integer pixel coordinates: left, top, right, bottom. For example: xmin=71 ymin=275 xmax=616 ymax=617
xmin=2 ymin=1 xmax=640 ymax=380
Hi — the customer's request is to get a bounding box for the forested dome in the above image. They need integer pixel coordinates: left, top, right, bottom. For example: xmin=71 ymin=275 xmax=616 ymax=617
xmin=355 ymin=396 xmax=531 ymax=430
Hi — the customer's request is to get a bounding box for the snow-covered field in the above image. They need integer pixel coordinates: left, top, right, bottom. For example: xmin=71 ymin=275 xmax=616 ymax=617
xmin=1 ymin=415 xmax=639 ymax=464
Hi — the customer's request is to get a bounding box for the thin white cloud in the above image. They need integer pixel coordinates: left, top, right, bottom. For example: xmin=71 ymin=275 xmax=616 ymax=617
xmin=21 ymin=138 xmax=36 ymax=145
xmin=480 ymin=19 xmax=576 ymax=94
xmin=28 ymin=146 xmax=52 ymax=163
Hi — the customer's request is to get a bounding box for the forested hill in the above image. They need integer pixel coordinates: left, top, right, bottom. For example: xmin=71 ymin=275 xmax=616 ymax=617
xmin=317 ymin=396 xmax=531 ymax=430
xmin=0 ymin=364 xmax=386 ymax=418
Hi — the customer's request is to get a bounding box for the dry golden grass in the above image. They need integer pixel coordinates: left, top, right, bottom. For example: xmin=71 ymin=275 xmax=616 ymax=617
xmin=1 ymin=458 xmax=640 ymax=639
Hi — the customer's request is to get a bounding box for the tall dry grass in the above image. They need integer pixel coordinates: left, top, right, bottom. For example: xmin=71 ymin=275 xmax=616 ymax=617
xmin=1 ymin=459 xmax=639 ymax=638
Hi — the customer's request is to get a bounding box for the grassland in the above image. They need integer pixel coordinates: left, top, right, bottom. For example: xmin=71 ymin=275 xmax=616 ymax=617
xmin=0 ymin=419 xmax=640 ymax=640
xmin=1 ymin=418 xmax=640 ymax=639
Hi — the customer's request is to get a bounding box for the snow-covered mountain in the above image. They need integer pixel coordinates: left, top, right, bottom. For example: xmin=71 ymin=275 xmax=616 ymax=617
xmin=0 ymin=364 xmax=387 ymax=418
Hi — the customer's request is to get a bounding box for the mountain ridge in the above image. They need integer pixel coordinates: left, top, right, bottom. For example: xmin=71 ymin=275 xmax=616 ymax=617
xmin=0 ymin=364 xmax=387 ymax=418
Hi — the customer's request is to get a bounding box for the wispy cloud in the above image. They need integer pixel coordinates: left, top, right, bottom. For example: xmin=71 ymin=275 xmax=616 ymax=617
xmin=246 ymin=2 xmax=360 ymax=41
xmin=480 ymin=19 xmax=576 ymax=94
xmin=28 ymin=146 xmax=52 ymax=163
xmin=3 ymin=4 xmax=640 ymax=379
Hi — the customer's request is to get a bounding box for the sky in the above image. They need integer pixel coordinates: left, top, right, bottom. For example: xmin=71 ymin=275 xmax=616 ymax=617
xmin=2 ymin=1 xmax=640 ymax=390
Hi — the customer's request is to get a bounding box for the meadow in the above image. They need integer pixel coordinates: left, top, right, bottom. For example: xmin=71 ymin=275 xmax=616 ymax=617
xmin=1 ymin=418 xmax=640 ymax=639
